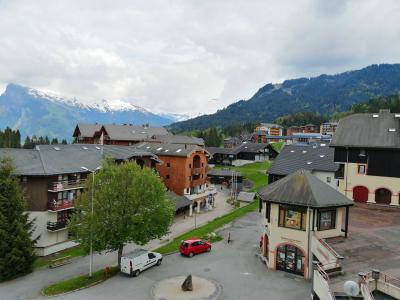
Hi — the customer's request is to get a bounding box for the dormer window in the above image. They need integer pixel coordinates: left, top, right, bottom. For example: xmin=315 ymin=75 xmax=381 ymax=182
xmin=359 ymin=149 xmax=366 ymax=157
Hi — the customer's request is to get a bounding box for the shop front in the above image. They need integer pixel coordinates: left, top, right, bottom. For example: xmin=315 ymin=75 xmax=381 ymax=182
xmin=276 ymin=244 xmax=306 ymax=276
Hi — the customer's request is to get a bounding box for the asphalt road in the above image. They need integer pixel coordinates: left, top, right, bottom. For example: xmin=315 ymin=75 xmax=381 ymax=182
xmin=53 ymin=212 xmax=310 ymax=300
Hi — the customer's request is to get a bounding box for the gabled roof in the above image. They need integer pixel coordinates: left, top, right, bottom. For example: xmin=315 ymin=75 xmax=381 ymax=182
xmin=331 ymin=112 xmax=400 ymax=149
xmin=149 ymin=134 xmax=204 ymax=146
xmin=206 ymin=142 xmax=273 ymax=156
xmin=267 ymin=143 xmax=337 ymax=176
xmin=0 ymin=144 xmax=159 ymax=176
xmin=102 ymin=124 xmax=169 ymax=141
xmin=135 ymin=142 xmax=208 ymax=157
xmin=258 ymin=170 xmax=353 ymax=208
xmin=73 ymin=123 xmax=102 ymax=138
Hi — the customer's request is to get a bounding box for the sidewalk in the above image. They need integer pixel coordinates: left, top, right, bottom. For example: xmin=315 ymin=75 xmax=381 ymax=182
xmin=0 ymin=185 xmax=234 ymax=300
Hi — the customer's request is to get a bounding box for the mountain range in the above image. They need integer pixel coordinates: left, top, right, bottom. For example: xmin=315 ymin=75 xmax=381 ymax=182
xmin=0 ymin=84 xmax=186 ymax=140
xmin=169 ymin=64 xmax=400 ymax=132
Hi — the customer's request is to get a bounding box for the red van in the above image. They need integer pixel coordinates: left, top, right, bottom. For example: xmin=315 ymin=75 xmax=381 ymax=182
xmin=179 ymin=238 xmax=211 ymax=257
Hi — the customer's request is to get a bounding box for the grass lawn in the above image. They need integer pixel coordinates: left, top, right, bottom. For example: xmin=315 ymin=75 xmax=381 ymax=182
xmin=214 ymin=161 xmax=270 ymax=191
xmin=42 ymin=266 xmax=119 ymax=296
xmin=270 ymin=141 xmax=285 ymax=152
xmin=34 ymin=245 xmax=86 ymax=269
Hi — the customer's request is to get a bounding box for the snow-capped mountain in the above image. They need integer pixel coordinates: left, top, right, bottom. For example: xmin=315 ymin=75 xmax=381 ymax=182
xmin=0 ymin=83 xmax=179 ymax=140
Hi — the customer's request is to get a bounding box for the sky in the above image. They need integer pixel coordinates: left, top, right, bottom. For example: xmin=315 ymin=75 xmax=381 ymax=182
xmin=1 ymin=0 xmax=400 ymax=117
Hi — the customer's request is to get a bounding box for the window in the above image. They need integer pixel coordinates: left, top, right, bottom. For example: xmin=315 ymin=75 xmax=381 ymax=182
xmin=358 ymin=164 xmax=366 ymax=174
xmin=166 ymin=163 xmax=171 ymax=168
xmin=317 ymin=209 xmax=336 ymax=231
xmin=186 ymin=188 xmax=190 ymax=194
xmin=166 ymin=175 xmax=170 ymax=179
xmin=359 ymin=149 xmax=366 ymax=157
xmin=189 ymin=164 xmax=192 ymax=168
xmin=326 ymin=177 xmax=331 ymax=183
xmin=278 ymin=205 xmax=307 ymax=231
xmin=201 ymin=163 xmax=204 ymax=167
xmin=22 ymin=176 xmax=28 ymax=183
xmin=148 ymin=253 xmax=156 ymax=259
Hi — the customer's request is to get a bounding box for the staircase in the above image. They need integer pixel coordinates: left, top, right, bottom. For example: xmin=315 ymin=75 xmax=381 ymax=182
xmin=312 ymin=234 xmax=344 ymax=277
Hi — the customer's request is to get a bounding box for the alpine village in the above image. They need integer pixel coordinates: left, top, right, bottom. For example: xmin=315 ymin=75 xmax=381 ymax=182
xmin=1 ymin=2 xmax=400 ymax=300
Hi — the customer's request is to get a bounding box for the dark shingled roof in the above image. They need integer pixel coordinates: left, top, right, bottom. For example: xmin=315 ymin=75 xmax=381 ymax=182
xmin=167 ymin=191 xmax=192 ymax=211
xmin=331 ymin=112 xmax=400 ymax=149
xmin=206 ymin=142 xmax=271 ymax=156
xmin=208 ymin=169 xmax=243 ymax=177
xmin=267 ymin=143 xmax=338 ymax=176
xmin=135 ymin=142 xmax=209 ymax=157
xmin=149 ymin=134 xmax=204 ymax=146
xmin=102 ymin=124 xmax=169 ymax=141
xmin=258 ymin=170 xmax=353 ymax=208
xmin=74 ymin=123 xmax=102 ymax=137
xmin=0 ymin=144 xmax=159 ymax=176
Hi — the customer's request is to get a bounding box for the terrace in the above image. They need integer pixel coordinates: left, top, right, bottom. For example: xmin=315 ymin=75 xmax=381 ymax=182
xmin=48 ymin=179 xmax=86 ymax=192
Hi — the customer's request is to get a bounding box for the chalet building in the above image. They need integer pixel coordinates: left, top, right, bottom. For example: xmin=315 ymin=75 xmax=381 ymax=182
xmin=331 ymin=110 xmax=400 ymax=206
xmin=267 ymin=143 xmax=339 ymax=189
xmin=253 ymin=123 xmax=283 ymax=143
xmin=258 ymin=170 xmax=353 ymax=279
xmin=320 ymin=122 xmax=338 ymax=136
xmin=287 ymin=124 xmax=319 ymax=136
xmin=135 ymin=142 xmax=215 ymax=215
xmin=0 ymin=144 xmax=158 ymax=256
xmin=73 ymin=123 xmax=170 ymax=146
xmin=207 ymin=143 xmax=278 ymax=165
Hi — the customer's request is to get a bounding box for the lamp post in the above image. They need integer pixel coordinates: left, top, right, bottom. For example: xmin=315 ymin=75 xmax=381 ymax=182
xmin=80 ymin=166 xmax=101 ymax=277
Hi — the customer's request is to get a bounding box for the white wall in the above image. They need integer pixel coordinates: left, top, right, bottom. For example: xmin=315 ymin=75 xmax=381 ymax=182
xmin=313 ymin=171 xmax=338 ymax=190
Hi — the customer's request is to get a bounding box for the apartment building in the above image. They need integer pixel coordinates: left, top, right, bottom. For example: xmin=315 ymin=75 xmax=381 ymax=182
xmin=0 ymin=144 xmax=158 ymax=256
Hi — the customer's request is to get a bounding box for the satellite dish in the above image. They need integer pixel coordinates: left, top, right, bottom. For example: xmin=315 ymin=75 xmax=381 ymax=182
xmin=344 ymin=280 xmax=360 ymax=296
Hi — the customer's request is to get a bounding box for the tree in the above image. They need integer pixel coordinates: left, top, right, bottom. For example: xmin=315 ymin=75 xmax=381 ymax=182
xmin=0 ymin=158 xmax=36 ymax=281
xmin=61 ymin=139 xmax=68 ymax=145
xmin=69 ymin=159 xmax=174 ymax=268
xmin=51 ymin=138 xmax=59 ymax=145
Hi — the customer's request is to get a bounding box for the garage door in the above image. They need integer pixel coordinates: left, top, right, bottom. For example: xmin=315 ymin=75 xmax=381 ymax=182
xmin=375 ymin=188 xmax=392 ymax=205
xmin=353 ymin=186 xmax=369 ymax=203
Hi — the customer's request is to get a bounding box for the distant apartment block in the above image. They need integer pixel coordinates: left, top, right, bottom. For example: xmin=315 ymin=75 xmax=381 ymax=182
xmin=320 ymin=122 xmax=338 ymax=135
xmin=253 ymin=123 xmax=283 ymax=143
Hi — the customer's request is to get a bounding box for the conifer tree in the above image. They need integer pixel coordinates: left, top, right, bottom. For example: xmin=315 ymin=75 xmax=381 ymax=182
xmin=0 ymin=158 xmax=36 ymax=281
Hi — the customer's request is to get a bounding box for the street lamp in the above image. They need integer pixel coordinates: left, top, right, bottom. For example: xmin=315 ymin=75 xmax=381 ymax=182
xmin=80 ymin=165 xmax=101 ymax=277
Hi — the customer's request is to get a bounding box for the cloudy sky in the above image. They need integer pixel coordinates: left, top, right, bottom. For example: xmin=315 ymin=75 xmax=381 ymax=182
xmin=1 ymin=0 xmax=400 ymax=116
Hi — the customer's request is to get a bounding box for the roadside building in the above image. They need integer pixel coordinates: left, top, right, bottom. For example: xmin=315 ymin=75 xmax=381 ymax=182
xmin=258 ymin=170 xmax=353 ymax=279
xmin=73 ymin=123 xmax=170 ymax=146
xmin=135 ymin=142 xmax=215 ymax=215
xmin=330 ymin=110 xmax=400 ymax=206
xmin=207 ymin=143 xmax=278 ymax=165
xmin=267 ymin=143 xmax=338 ymax=189
xmin=287 ymin=124 xmax=319 ymax=136
xmin=0 ymin=144 xmax=159 ymax=256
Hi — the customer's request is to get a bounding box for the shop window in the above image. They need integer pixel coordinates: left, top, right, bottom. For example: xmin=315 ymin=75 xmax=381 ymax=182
xmin=317 ymin=209 xmax=336 ymax=231
xmin=278 ymin=205 xmax=307 ymax=231
xmin=358 ymin=164 xmax=366 ymax=174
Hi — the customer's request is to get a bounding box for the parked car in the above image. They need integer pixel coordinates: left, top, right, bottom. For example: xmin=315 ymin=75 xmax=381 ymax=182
xmin=120 ymin=249 xmax=162 ymax=277
xmin=179 ymin=238 xmax=211 ymax=257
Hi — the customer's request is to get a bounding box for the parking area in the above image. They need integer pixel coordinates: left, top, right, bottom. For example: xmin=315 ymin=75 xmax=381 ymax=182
xmin=329 ymin=203 xmax=400 ymax=288
xmin=53 ymin=212 xmax=310 ymax=300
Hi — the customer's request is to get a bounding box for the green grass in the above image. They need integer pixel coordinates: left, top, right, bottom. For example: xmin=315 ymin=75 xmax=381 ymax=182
xmin=214 ymin=161 xmax=270 ymax=191
xmin=270 ymin=141 xmax=285 ymax=152
xmin=42 ymin=266 xmax=119 ymax=296
xmin=154 ymin=201 xmax=258 ymax=254
xmin=34 ymin=245 xmax=86 ymax=269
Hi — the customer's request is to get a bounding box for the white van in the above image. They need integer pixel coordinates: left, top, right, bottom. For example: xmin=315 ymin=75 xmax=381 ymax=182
xmin=120 ymin=249 xmax=163 ymax=277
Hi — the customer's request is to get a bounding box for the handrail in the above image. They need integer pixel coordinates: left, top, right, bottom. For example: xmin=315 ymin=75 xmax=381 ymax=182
xmin=48 ymin=179 xmax=86 ymax=191
xmin=366 ymin=271 xmax=400 ymax=289
xmin=318 ymin=237 xmax=344 ymax=260
xmin=315 ymin=263 xmax=336 ymax=300
xmin=360 ymin=272 xmax=375 ymax=300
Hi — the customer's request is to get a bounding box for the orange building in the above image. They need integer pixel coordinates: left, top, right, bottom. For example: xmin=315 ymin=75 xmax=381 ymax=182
xmin=135 ymin=142 xmax=215 ymax=215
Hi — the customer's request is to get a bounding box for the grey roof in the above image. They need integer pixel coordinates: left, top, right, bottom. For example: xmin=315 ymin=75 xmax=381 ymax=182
xmin=74 ymin=123 xmax=102 ymax=137
xmin=206 ymin=143 xmax=271 ymax=156
xmin=258 ymin=170 xmax=353 ymax=208
xmin=134 ymin=142 xmax=209 ymax=157
xmin=331 ymin=112 xmax=400 ymax=149
xmin=103 ymin=124 xmax=169 ymax=141
xmin=167 ymin=191 xmax=192 ymax=211
xmin=267 ymin=143 xmax=338 ymax=176
xmin=237 ymin=192 xmax=256 ymax=203
xmin=208 ymin=169 xmax=243 ymax=177
xmin=148 ymin=134 xmax=204 ymax=146
xmin=0 ymin=144 xmax=159 ymax=176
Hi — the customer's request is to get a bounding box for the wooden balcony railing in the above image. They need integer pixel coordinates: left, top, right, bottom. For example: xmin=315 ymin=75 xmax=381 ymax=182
xmin=191 ymin=167 xmax=203 ymax=175
xmin=48 ymin=179 xmax=86 ymax=192
xmin=48 ymin=200 xmax=74 ymax=212
xmin=47 ymin=221 xmax=67 ymax=232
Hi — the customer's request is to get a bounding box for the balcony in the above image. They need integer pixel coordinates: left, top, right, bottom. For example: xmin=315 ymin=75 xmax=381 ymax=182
xmin=191 ymin=178 xmax=205 ymax=187
xmin=47 ymin=221 xmax=68 ymax=232
xmin=186 ymin=188 xmax=217 ymax=201
xmin=191 ymin=167 xmax=203 ymax=175
xmin=48 ymin=179 xmax=86 ymax=192
xmin=48 ymin=200 xmax=74 ymax=212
